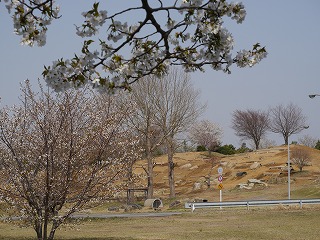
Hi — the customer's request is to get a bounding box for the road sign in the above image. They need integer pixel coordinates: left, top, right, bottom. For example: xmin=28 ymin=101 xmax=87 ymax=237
xmin=218 ymin=175 xmax=223 ymax=182
xmin=218 ymin=183 xmax=223 ymax=190
xmin=218 ymin=167 xmax=223 ymax=175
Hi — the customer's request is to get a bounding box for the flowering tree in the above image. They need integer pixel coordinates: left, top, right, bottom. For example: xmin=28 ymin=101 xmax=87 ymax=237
xmin=0 ymin=82 xmax=133 ymax=240
xmin=298 ymin=135 xmax=317 ymax=148
xmin=2 ymin=0 xmax=267 ymax=91
xmin=116 ymin=131 xmax=144 ymax=203
xmin=189 ymin=119 xmax=222 ymax=152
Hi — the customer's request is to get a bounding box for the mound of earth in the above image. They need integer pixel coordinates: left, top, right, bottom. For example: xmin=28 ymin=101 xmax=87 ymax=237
xmin=132 ymin=145 xmax=320 ymax=201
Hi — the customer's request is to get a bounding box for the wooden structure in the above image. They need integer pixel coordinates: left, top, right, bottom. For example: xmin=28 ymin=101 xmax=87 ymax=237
xmin=126 ymin=188 xmax=148 ymax=203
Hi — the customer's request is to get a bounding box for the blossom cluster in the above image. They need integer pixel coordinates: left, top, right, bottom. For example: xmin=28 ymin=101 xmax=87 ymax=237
xmin=75 ymin=3 xmax=108 ymax=38
xmin=42 ymin=46 xmax=101 ymax=91
xmin=235 ymin=44 xmax=268 ymax=68
xmin=3 ymin=0 xmax=60 ymax=46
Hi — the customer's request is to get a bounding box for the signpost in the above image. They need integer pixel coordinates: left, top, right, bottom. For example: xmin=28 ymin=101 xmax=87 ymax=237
xmin=217 ymin=167 xmax=223 ymax=207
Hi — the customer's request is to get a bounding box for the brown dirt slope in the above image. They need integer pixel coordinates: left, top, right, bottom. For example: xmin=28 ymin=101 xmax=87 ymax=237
xmin=133 ymin=145 xmax=320 ymax=201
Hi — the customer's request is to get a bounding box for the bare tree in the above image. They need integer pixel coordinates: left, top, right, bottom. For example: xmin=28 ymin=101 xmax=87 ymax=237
xmin=189 ymin=119 xmax=222 ymax=153
xmin=151 ymin=68 xmax=205 ymax=198
xmin=231 ymin=109 xmax=269 ymax=150
xmin=291 ymin=146 xmax=311 ymax=172
xmin=298 ymin=135 xmax=317 ymax=148
xmin=269 ymin=103 xmax=308 ymax=145
xmin=128 ymin=78 xmax=166 ymax=198
xmin=0 ymin=82 xmax=134 ymax=240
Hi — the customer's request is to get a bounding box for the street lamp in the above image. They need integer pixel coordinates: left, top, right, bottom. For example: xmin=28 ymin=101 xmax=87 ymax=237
xmin=309 ymin=94 xmax=320 ymax=99
xmin=287 ymin=126 xmax=309 ymax=200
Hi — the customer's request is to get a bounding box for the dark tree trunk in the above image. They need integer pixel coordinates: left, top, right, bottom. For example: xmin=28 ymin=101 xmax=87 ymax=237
xmin=147 ymin=154 xmax=154 ymax=198
xmin=146 ymin=122 xmax=154 ymax=199
xmin=167 ymin=137 xmax=175 ymax=198
xmin=127 ymin=167 xmax=134 ymax=203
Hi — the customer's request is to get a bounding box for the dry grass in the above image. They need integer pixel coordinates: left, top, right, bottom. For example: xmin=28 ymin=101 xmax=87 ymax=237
xmin=1 ymin=207 xmax=320 ymax=240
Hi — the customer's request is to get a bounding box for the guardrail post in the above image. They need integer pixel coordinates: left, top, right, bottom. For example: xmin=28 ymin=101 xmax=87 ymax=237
xmin=300 ymin=200 xmax=302 ymax=209
xmin=246 ymin=201 xmax=249 ymax=210
xmin=191 ymin=204 xmax=195 ymax=213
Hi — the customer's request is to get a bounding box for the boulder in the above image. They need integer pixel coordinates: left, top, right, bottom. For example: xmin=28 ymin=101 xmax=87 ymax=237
xmin=236 ymin=171 xmax=247 ymax=177
xmin=193 ymin=182 xmax=202 ymax=190
xmin=236 ymin=183 xmax=252 ymax=189
xmin=197 ymin=176 xmax=207 ymax=183
xmin=108 ymin=206 xmax=120 ymax=212
xmin=169 ymin=200 xmax=181 ymax=208
xmin=248 ymin=179 xmax=268 ymax=187
xmin=123 ymin=204 xmax=143 ymax=212
xmin=236 ymin=179 xmax=268 ymax=190
xmin=220 ymin=161 xmax=228 ymax=167
xmin=190 ymin=165 xmax=199 ymax=170
xmin=180 ymin=163 xmax=192 ymax=169
xmin=250 ymin=162 xmax=262 ymax=170
xmin=193 ymin=181 xmax=208 ymax=190
xmin=194 ymin=198 xmax=205 ymax=202
xmin=247 ymin=179 xmax=262 ymax=184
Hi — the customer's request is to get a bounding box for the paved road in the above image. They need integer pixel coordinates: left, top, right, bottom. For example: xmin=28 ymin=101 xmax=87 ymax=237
xmin=0 ymin=212 xmax=182 ymax=221
xmin=70 ymin=212 xmax=182 ymax=219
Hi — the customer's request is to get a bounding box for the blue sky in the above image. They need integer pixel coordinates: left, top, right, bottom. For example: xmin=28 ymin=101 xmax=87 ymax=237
xmin=1 ymin=1 xmax=320 ymax=147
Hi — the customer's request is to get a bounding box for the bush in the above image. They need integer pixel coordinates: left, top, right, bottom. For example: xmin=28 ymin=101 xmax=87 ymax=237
xmin=236 ymin=142 xmax=251 ymax=153
xmin=196 ymin=145 xmax=207 ymax=152
xmin=236 ymin=146 xmax=252 ymax=153
xmin=216 ymin=144 xmax=236 ymax=155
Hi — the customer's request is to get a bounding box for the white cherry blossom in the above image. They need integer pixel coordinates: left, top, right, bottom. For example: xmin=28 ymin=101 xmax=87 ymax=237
xmin=2 ymin=0 xmax=267 ymax=91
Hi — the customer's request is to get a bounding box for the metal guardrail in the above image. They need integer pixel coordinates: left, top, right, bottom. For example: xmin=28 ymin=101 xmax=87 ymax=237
xmin=185 ymin=199 xmax=320 ymax=212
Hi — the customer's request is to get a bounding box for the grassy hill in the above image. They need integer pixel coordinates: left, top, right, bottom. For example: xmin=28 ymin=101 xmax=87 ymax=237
xmin=133 ymin=145 xmax=320 ymax=201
